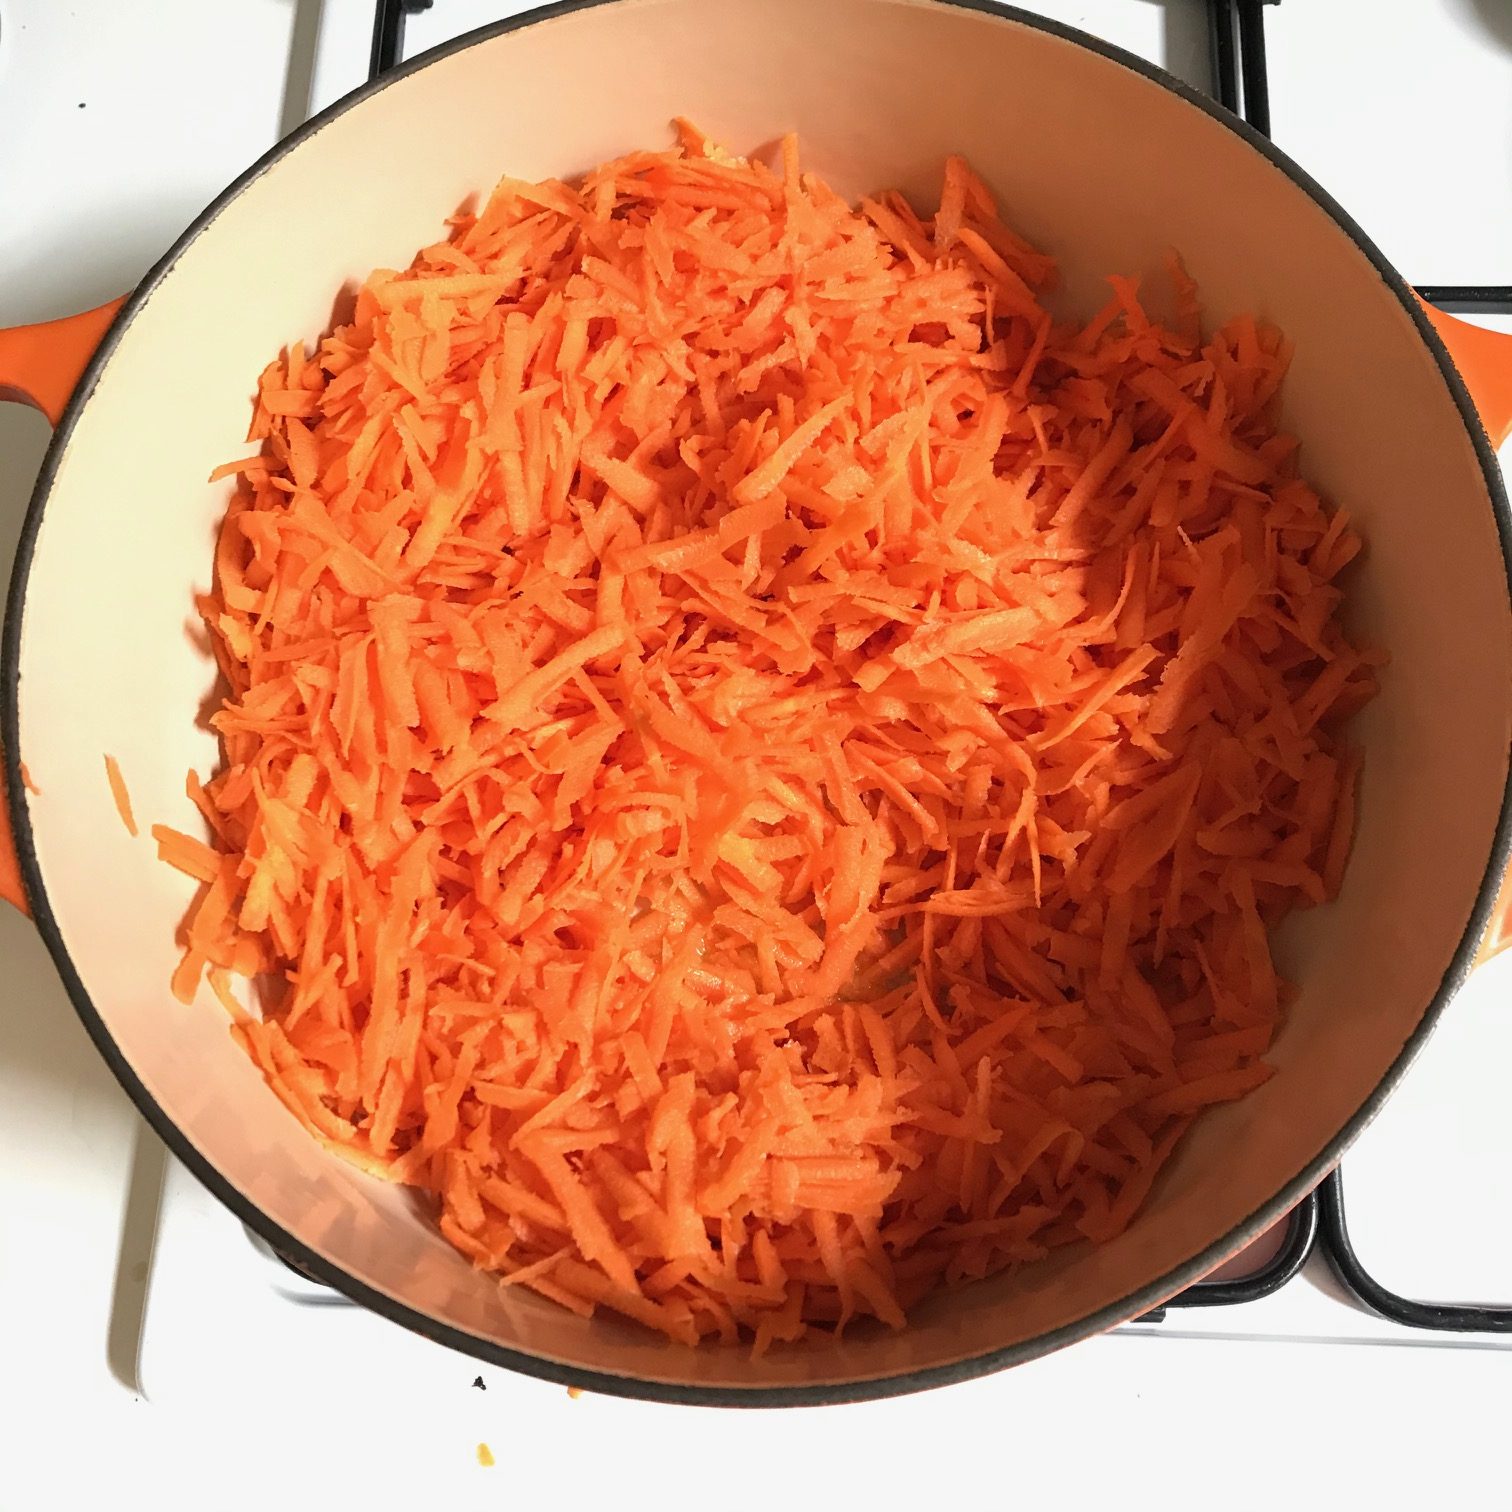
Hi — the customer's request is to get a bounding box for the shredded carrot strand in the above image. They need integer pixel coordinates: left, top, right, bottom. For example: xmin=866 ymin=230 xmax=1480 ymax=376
xmin=104 ymin=754 xmax=137 ymax=838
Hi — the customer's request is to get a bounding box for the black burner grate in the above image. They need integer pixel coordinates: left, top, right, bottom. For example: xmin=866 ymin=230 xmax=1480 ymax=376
xmin=370 ymin=0 xmax=432 ymax=77
xmin=1205 ymin=3 xmax=1512 ymax=315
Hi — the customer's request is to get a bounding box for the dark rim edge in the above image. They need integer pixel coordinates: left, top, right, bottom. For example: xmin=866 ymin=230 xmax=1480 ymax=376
xmin=4 ymin=0 xmax=1511 ymax=1408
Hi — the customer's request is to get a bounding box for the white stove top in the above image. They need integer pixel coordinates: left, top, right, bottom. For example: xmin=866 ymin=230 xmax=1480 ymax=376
xmin=3 ymin=2 xmax=1510 ymax=1507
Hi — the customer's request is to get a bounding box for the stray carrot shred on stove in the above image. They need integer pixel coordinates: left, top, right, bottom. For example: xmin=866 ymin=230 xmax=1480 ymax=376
xmin=167 ymin=130 xmax=1377 ymax=1347
xmin=104 ymin=754 xmax=137 ymax=838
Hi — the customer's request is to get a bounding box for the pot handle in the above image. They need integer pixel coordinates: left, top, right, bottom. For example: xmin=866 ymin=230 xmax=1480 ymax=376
xmin=0 ymin=298 xmax=125 ymax=913
xmin=1420 ymin=301 xmax=1512 ymax=449
xmin=1423 ymin=303 xmax=1512 ymax=960
xmin=0 ymin=300 xmax=123 ymax=425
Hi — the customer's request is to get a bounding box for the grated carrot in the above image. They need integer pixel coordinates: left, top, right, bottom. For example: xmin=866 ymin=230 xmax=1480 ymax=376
xmin=172 ymin=133 xmax=1376 ymax=1348
xmin=104 ymin=754 xmax=137 ymax=838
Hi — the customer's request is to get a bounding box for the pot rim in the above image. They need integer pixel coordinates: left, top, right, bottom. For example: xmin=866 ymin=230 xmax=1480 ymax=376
xmin=6 ymin=0 xmax=1511 ymax=1408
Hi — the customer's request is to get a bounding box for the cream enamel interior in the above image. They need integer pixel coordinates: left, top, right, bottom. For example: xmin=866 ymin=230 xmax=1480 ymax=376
xmin=13 ymin=0 xmax=1511 ymax=1395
